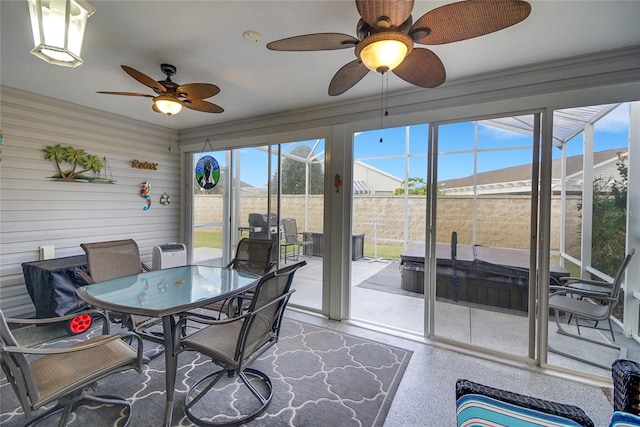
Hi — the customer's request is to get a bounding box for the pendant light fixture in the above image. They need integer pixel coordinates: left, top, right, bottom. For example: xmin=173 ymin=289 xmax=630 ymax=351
xmin=27 ymin=0 xmax=95 ymax=68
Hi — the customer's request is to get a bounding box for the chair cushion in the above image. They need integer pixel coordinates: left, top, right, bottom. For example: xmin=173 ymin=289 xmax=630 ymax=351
xmin=457 ymin=393 xmax=590 ymax=427
xmin=608 ymin=411 xmax=640 ymax=427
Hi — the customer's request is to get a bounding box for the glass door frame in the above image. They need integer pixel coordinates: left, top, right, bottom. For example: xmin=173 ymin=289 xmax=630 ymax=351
xmin=424 ymin=109 xmax=546 ymax=364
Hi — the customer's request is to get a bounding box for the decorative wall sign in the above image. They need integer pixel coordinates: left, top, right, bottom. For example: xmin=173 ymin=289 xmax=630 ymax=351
xmin=43 ymin=145 xmax=115 ymax=183
xmin=140 ymin=181 xmax=151 ymax=210
xmin=132 ymin=160 xmax=159 ymax=170
xmin=195 ymin=155 xmax=220 ymax=189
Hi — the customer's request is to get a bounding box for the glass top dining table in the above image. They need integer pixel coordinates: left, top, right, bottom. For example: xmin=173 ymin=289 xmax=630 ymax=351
xmin=76 ymin=265 xmax=260 ymax=426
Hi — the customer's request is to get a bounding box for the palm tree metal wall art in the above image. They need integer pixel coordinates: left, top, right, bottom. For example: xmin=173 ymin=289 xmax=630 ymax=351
xmin=43 ymin=144 xmax=115 ymax=183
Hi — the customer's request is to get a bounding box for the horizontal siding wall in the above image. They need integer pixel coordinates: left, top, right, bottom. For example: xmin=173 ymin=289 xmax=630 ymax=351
xmin=0 ymin=86 xmax=180 ymax=317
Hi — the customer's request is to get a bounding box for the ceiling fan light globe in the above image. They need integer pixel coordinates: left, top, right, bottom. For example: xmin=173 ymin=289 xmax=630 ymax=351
xmin=355 ymin=32 xmax=413 ymax=73
xmin=154 ymin=96 xmax=183 ymax=115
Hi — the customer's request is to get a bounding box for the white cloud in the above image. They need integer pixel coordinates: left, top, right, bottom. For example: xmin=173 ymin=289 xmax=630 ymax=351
xmin=595 ymin=103 xmax=630 ymax=133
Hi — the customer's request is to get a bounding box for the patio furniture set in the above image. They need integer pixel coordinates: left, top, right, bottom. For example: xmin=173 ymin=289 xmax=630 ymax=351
xmin=6 ymin=236 xmax=637 ymax=425
xmin=4 ymin=238 xmax=305 ymax=426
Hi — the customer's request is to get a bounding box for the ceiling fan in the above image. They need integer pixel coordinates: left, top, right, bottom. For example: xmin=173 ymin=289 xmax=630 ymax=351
xmin=267 ymin=0 xmax=531 ymax=96
xmin=97 ymin=64 xmax=223 ymax=116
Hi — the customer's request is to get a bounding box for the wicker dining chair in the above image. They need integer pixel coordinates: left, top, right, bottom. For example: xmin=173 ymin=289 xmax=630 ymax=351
xmin=612 ymin=358 xmax=640 ymax=416
xmin=456 ymin=378 xmax=593 ymax=426
xmin=456 ymin=358 xmax=640 ymax=426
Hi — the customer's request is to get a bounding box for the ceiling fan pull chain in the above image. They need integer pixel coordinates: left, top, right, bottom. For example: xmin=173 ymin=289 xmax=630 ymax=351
xmin=379 ymin=73 xmax=385 ymax=143
xmin=167 ymin=116 xmax=172 ymax=151
xmin=384 ymin=72 xmax=389 ymax=118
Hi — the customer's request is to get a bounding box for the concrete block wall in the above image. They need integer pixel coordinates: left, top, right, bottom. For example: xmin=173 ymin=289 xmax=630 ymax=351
xmin=194 ymin=194 xmax=582 ymax=251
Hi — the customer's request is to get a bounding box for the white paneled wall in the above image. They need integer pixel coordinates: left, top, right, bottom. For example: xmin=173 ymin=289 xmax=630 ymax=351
xmin=0 ymin=86 xmax=180 ymax=317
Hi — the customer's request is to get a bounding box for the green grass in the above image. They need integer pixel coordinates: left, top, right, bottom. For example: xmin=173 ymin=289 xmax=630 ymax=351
xmin=194 ymin=230 xmax=223 ymax=248
xmin=550 ymin=255 xmax=580 ymax=278
xmin=363 ymin=243 xmax=403 ymax=260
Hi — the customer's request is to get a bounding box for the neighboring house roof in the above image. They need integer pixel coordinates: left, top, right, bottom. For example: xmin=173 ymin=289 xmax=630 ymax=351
xmin=353 ymin=161 xmax=403 ymax=195
xmin=439 ymin=148 xmax=627 ymax=195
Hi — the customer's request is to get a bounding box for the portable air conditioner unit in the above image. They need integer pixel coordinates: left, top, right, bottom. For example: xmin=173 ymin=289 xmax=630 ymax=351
xmin=152 ymin=243 xmax=187 ymax=270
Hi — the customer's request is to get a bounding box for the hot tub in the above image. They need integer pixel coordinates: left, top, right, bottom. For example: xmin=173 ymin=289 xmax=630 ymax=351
xmin=400 ymin=244 xmax=569 ymax=312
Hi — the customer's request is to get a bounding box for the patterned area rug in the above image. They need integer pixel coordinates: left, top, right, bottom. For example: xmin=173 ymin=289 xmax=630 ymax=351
xmin=1 ymin=318 xmax=412 ymax=426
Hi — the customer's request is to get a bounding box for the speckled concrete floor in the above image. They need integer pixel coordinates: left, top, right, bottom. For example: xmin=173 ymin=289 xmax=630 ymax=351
xmin=285 ymin=310 xmax=616 ymax=427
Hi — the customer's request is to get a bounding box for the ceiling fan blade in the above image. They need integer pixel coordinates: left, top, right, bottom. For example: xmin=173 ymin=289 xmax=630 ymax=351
xmin=267 ymin=33 xmax=359 ymax=51
xmin=410 ymin=0 xmax=531 ymax=45
xmin=184 ymin=99 xmax=224 ymax=113
xmin=328 ymin=60 xmax=370 ymax=96
xmin=356 ymin=0 xmax=414 ymax=29
xmin=177 ymin=83 xmax=220 ymax=100
xmin=392 ymin=48 xmax=446 ymax=88
xmin=96 ymin=91 xmax=154 ymax=97
xmin=121 ymin=65 xmax=167 ymax=93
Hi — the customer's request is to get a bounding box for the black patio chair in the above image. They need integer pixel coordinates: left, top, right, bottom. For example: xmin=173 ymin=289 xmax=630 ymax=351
xmin=201 ymin=237 xmax=277 ymax=319
xmin=177 ymin=261 xmax=306 ymax=426
xmin=0 ymin=309 xmax=144 ymax=426
xmin=80 ymin=239 xmax=164 ymax=346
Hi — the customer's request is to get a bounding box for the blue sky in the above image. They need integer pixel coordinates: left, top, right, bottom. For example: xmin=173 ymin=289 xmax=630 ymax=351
xmin=199 ymin=103 xmax=630 ymax=187
xmin=356 ymin=103 xmax=630 ymax=181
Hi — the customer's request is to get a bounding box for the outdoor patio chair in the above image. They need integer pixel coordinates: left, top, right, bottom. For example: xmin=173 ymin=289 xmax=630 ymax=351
xmin=280 ymin=218 xmax=312 ymax=263
xmin=0 ymin=308 xmax=144 ymax=426
xmin=548 ymin=249 xmax=635 ymax=369
xmin=201 ymin=237 xmax=277 ymax=319
xmin=80 ymin=239 xmax=161 ymax=343
xmin=456 ymin=358 xmax=640 ymax=426
xmin=456 ymin=378 xmax=594 ymax=426
xmin=612 ymin=358 xmax=640 ymax=415
xmin=80 ymin=239 xmax=150 ymax=284
xmin=226 ymin=237 xmax=277 ymax=276
xmin=177 ymin=261 xmax=306 ymax=426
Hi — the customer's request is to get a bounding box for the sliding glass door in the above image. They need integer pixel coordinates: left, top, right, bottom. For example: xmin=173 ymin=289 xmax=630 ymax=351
xmin=430 ymin=113 xmax=540 ymax=360
xmin=350 ymin=125 xmax=427 ymax=334
xmin=190 ymin=139 xmax=325 ymax=313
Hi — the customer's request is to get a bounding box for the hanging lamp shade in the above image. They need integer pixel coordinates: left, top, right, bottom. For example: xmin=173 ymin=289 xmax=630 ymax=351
xmin=27 ymin=0 xmax=95 ymax=68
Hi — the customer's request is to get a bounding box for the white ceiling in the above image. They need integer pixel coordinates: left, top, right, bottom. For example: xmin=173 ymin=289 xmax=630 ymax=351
xmin=2 ymin=1 xmax=639 ymax=131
